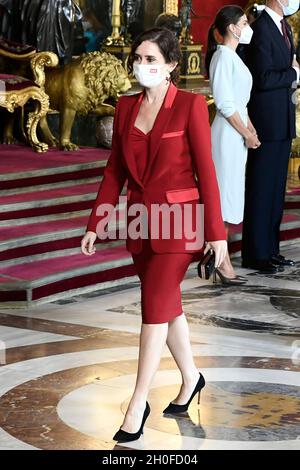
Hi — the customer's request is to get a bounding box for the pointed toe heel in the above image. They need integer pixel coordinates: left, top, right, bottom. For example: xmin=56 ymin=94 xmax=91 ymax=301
xmin=163 ymin=373 xmax=205 ymax=415
xmin=113 ymin=402 xmax=150 ymax=443
xmin=213 ymin=268 xmax=247 ymax=286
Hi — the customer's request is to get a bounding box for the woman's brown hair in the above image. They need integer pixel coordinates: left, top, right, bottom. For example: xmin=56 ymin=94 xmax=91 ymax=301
xmin=127 ymin=27 xmax=182 ymax=84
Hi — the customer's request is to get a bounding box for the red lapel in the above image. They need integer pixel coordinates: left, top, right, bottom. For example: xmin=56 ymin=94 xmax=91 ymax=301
xmin=143 ymin=82 xmax=178 ymax=185
xmin=122 ymin=91 xmax=145 ymax=188
xmin=122 ymin=83 xmax=178 ymax=188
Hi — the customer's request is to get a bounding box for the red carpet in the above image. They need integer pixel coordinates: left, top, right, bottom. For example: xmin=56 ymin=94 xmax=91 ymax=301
xmin=0 ymin=145 xmax=109 ymax=174
xmin=0 ymin=216 xmax=88 ymax=241
xmin=287 ymin=188 xmax=300 ymax=195
xmin=0 ymin=144 xmax=109 ymax=190
xmin=0 ymin=182 xmax=99 ymax=205
xmin=0 ymin=245 xmax=129 ymax=281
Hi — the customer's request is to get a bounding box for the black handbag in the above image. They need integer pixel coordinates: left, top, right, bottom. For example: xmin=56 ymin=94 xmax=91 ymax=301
xmin=197 ymin=249 xmax=215 ymax=280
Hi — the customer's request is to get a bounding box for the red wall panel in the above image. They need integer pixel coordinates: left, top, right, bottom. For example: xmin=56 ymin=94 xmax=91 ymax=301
xmin=180 ymin=0 xmax=249 ymax=49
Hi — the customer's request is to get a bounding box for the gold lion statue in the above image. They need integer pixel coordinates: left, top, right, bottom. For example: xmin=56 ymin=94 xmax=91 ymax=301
xmin=40 ymin=51 xmax=132 ymax=151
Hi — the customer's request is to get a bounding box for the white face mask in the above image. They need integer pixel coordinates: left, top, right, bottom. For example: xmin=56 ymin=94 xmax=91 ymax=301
xmin=133 ymin=63 xmax=168 ymax=88
xmin=233 ymin=24 xmax=254 ymax=44
xmin=277 ymin=0 xmax=300 ymax=16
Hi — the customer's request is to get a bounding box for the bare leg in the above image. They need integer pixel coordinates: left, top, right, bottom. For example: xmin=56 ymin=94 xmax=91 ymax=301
xmin=218 ymin=223 xmax=236 ymax=278
xmin=166 ymin=313 xmax=199 ymax=404
xmin=120 ymin=322 xmax=168 ymax=433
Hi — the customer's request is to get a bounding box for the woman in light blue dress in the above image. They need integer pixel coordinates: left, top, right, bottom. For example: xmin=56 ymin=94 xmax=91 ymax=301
xmin=205 ymin=5 xmax=261 ymax=283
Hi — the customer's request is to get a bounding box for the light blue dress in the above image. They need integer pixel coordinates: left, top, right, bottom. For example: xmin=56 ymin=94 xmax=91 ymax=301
xmin=209 ymin=45 xmax=253 ymax=224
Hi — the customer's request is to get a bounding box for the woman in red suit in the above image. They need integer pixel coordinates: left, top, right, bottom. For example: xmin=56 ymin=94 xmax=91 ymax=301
xmin=81 ymin=28 xmax=227 ymax=443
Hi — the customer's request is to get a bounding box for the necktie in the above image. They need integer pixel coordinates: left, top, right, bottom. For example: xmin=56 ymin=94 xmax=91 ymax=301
xmin=281 ymin=19 xmax=291 ymax=50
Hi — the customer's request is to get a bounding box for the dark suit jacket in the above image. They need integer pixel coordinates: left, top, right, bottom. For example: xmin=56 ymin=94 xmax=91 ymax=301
xmin=246 ymin=10 xmax=297 ymax=141
xmin=87 ymin=83 xmax=226 ymax=254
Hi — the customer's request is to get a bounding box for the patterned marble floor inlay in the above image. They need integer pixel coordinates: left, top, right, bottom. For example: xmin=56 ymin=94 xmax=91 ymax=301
xmin=110 ymin=284 xmax=300 ymax=335
xmin=0 ymin=243 xmax=299 ymax=450
xmin=150 ymin=382 xmax=300 ymax=441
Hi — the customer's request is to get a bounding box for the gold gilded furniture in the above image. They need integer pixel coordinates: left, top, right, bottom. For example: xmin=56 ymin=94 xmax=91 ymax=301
xmin=0 ymin=37 xmax=58 ymax=152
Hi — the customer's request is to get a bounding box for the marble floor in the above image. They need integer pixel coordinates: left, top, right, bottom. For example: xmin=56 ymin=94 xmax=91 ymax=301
xmin=0 ymin=242 xmax=299 ymax=450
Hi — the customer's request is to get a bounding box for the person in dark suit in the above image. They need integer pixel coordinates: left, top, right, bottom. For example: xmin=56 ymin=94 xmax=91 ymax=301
xmin=81 ymin=28 xmax=227 ymax=443
xmin=242 ymin=0 xmax=299 ymax=273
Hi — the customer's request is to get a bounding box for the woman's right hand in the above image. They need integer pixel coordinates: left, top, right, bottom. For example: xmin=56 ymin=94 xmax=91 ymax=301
xmin=244 ymin=132 xmax=261 ymax=149
xmin=81 ymin=231 xmax=97 ymax=256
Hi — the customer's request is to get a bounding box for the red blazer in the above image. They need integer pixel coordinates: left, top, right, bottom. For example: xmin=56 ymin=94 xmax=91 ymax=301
xmin=87 ymin=82 xmax=226 ymax=254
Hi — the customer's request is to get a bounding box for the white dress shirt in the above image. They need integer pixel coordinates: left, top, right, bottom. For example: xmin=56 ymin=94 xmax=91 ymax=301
xmin=265 ymin=6 xmax=284 ymax=33
xmin=265 ymin=6 xmax=299 ymax=83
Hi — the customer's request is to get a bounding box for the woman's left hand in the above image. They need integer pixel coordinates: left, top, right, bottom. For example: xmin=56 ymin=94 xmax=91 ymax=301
xmin=204 ymin=240 xmax=227 ymax=268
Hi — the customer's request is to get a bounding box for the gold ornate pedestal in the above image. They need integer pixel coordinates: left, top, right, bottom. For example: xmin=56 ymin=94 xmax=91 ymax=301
xmin=104 ymin=0 xmax=125 ymax=46
xmin=180 ymin=44 xmax=203 ymax=82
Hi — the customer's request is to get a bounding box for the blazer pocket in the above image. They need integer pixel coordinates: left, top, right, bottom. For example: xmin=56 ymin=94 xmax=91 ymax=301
xmin=166 ymin=187 xmax=200 ymax=203
xmin=162 ymin=130 xmax=185 ymax=139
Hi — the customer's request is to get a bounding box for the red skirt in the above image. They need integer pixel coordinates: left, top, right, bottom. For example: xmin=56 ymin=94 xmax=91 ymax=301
xmin=132 ymin=238 xmax=194 ymax=324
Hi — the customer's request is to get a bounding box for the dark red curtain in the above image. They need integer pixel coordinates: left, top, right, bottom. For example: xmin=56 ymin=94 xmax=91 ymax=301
xmin=179 ymin=0 xmax=249 ymax=48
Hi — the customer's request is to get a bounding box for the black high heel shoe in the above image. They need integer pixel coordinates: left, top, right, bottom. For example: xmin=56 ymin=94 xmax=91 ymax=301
xmin=163 ymin=373 xmax=205 ymax=414
xmin=113 ymin=402 xmax=150 ymax=443
xmin=213 ymin=268 xmax=247 ymax=286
